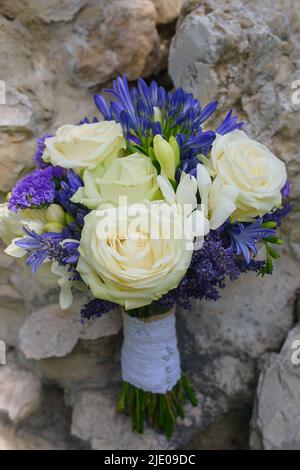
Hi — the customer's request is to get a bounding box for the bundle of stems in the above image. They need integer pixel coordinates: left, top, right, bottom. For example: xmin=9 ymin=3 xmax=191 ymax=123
xmin=117 ymin=375 xmax=197 ymax=438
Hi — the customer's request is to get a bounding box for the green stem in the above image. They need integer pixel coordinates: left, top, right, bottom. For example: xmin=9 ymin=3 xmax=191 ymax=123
xmin=117 ymin=376 xmax=197 ymax=438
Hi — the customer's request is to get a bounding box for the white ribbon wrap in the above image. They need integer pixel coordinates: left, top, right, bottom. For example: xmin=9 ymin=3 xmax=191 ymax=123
xmin=121 ymin=309 xmax=181 ymax=394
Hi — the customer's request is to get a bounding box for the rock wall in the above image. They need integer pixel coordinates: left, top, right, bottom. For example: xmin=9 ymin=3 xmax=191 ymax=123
xmin=0 ymin=0 xmax=299 ymax=450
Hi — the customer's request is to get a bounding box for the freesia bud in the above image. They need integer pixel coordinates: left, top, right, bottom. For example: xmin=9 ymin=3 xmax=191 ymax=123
xmin=168 ymin=136 xmax=180 ymax=168
xmin=46 ymin=204 xmax=65 ymax=224
xmin=66 ymin=213 xmax=76 ymax=225
xmin=45 ymin=222 xmax=64 ymax=233
xmin=153 ymin=134 xmax=177 ymax=182
xmin=153 ymin=106 xmax=162 ymax=124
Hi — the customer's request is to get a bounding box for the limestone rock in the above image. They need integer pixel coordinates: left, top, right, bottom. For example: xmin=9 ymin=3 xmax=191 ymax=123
xmin=0 ymin=366 xmax=41 ymax=423
xmin=36 ymin=335 xmax=121 ymax=393
xmin=1 ymin=0 xmax=87 ymax=24
xmin=250 ymin=325 xmax=300 ymax=450
xmin=0 ymin=249 xmax=26 ymax=347
xmin=71 ymin=387 xmax=217 ymax=449
xmin=178 ymin=252 xmax=300 ymax=405
xmin=71 ymin=389 xmax=173 ymax=450
xmin=0 ymin=383 xmax=88 ymax=450
xmin=19 ymin=303 xmax=122 ymax=360
xmin=151 ymin=0 xmax=182 ymax=24
xmin=169 ymin=0 xmax=300 ymax=259
xmin=0 ymin=16 xmax=55 ymax=191
xmin=0 ymin=305 xmax=26 ymax=349
xmin=0 ymin=421 xmax=59 ymax=450
xmin=63 ymin=0 xmax=160 ymax=87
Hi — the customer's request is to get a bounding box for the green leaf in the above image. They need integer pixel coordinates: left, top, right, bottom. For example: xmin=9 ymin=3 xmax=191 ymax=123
xmin=181 ymin=376 xmax=198 ymax=406
xmin=263 ymin=237 xmax=283 ymax=244
xmin=268 ymin=246 xmax=281 ymax=259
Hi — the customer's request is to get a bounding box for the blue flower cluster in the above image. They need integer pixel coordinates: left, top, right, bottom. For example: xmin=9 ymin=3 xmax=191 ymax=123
xmin=94 ymin=76 xmax=243 ymax=175
xmin=16 ymin=228 xmax=79 ymax=274
xmin=56 ymin=170 xmax=89 ymax=231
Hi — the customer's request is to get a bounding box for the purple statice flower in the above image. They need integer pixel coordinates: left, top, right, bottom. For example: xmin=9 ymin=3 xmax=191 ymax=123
xmin=80 ymin=299 xmax=116 ymax=323
xmin=8 ymin=167 xmax=60 ymax=212
xmin=238 ymin=258 xmax=266 ymax=273
xmin=156 ymin=224 xmax=269 ymax=310
xmin=155 ymin=228 xmax=241 ymax=309
xmin=15 ymin=228 xmax=79 ymax=273
xmin=227 ymin=219 xmax=276 ymax=264
xmin=34 ymin=133 xmax=53 ymax=168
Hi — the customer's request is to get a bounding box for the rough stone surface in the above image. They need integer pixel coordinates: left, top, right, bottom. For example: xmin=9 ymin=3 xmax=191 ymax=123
xmin=250 ymin=325 xmax=300 ymax=450
xmin=151 ymin=0 xmax=182 ymax=24
xmin=0 ymin=248 xmax=26 ymax=347
xmin=1 ymin=1 xmax=87 ymax=24
xmin=176 ymin=252 xmax=300 ymax=422
xmin=0 ymin=0 xmax=299 ymax=451
xmin=169 ymin=0 xmax=300 ymax=258
xmin=0 ymin=384 xmax=89 ymax=450
xmin=19 ymin=303 xmax=122 ymax=360
xmin=0 ymin=0 xmax=176 ymax=194
xmin=0 ymin=364 xmax=41 ymax=423
xmin=63 ymin=0 xmax=160 ymax=87
xmin=71 ymin=388 xmax=210 ymax=450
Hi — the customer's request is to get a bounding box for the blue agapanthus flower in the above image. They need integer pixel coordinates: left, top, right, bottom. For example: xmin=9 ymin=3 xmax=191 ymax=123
xmin=94 ymin=76 xmax=243 ymax=175
xmin=15 ymin=228 xmax=79 ymax=273
xmin=79 ymin=117 xmax=99 ymax=125
xmin=9 ymin=166 xmax=64 ymax=212
xmin=281 ymin=180 xmax=290 ymax=200
xmin=227 ymin=219 xmax=276 ymax=264
xmin=56 ymin=170 xmax=89 ymax=228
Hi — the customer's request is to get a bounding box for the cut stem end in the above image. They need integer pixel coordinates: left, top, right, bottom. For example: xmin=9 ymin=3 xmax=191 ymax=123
xmin=117 ymin=375 xmax=197 ymax=438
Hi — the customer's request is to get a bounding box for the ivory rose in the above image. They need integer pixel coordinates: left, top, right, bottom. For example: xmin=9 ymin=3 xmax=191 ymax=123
xmin=77 ymin=201 xmax=208 ymax=310
xmin=42 ymin=121 xmax=126 ymax=170
xmin=206 ymin=130 xmax=287 ymax=221
xmin=71 ymin=153 xmax=161 ymax=209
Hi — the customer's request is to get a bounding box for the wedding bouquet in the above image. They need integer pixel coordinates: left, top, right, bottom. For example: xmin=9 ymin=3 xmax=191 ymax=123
xmin=0 ymin=76 xmax=290 ymax=437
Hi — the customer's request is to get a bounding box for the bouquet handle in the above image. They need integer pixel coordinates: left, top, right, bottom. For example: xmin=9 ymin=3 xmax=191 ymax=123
xmin=118 ymin=308 xmax=197 ymax=437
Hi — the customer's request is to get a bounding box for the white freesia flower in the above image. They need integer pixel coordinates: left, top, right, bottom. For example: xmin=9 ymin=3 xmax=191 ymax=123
xmin=157 ymin=171 xmax=210 ymax=248
xmin=0 ymin=203 xmax=47 ymax=257
xmin=77 ymin=200 xmax=208 ymax=310
xmin=196 ymin=164 xmax=238 ymax=230
xmin=71 ymin=153 xmax=161 ymax=209
xmin=42 ymin=121 xmax=126 ymax=170
xmin=51 ymin=261 xmax=74 ymax=310
xmin=207 ymin=130 xmax=287 ymax=221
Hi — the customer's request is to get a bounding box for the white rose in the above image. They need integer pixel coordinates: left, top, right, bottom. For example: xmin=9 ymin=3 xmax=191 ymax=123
xmin=71 ymin=153 xmax=161 ymax=209
xmin=77 ymin=201 xmax=207 ymax=310
xmin=208 ymin=130 xmax=287 ymax=221
xmin=42 ymin=121 xmax=126 ymax=170
xmin=0 ymin=204 xmax=47 ymax=257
